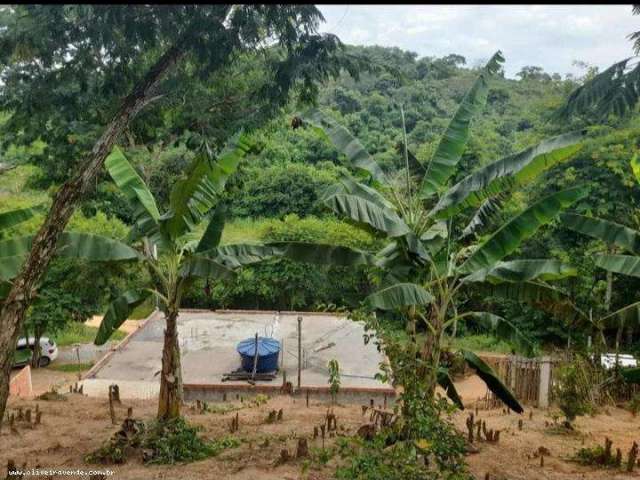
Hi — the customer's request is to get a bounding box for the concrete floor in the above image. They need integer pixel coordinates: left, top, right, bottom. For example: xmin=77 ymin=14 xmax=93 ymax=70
xmin=84 ymin=310 xmax=393 ymax=401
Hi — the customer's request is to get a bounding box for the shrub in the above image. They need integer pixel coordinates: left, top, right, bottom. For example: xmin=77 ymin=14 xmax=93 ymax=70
xmin=228 ymin=162 xmax=345 ymax=218
xmin=553 ymin=355 xmax=598 ymax=426
xmin=335 ymin=398 xmax=470 ymax=480
xmin=143 ymin=418 xmax=222 ymax=464
xmin=87 ymin=417 xmax=239 ymax=465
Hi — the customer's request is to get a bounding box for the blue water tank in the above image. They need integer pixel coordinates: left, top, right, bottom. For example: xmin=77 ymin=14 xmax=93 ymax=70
xmin=236 ymin=337 xmax=281 ymax=373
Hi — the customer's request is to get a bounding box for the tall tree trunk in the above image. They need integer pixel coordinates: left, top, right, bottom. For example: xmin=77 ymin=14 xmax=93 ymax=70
xmin=157 ymin=306 xmax=183 ymax=420
xmin=0 ymin=42 xmax=186 ymax=423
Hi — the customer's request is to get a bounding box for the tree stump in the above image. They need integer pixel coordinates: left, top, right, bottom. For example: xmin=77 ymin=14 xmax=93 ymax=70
xmin=466 ymin=413 xmax=475 ymax=443
xmin=276 ymin=448 xmax=290 ymax=466
xmin=627 ymin=441 xmax=638 ymax=472
xmin=357 ymin=423 xmax=375 ymax=441
xmin=108 ymin=389 xmax=116 ymax=425
xmin=296 ymin=438 xmax=309 ymax=458
xmin=109 ymin=384 xmax=121 ymax=404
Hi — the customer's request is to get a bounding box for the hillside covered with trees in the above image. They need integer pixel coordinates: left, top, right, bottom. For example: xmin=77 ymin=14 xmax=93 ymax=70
xmin=4 ymin=44 xmax=638 ymax=353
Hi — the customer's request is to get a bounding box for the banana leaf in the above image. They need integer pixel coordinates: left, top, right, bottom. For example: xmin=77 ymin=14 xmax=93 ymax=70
xmin=438 ymin=367 xmax=464 ymax=409
xmin=461 ymin=349 xmax=523 ymax=413
xmin=0 ymin=206 xmax=41 ymax=233
xmin=320 ymin=176 xmax=394 ymax=210
xmin=462 ymin=259 xmax=577 ymax=284
xmin=164 ymin=132 xmax=251 ymax=239
xmin=205 ymin=244 xmax=281 ymax=269
xmin=269 ymin=241 xmax=375 ymax=267
xmin=365 ymin=283 xmax=434 ymax=310
xmin=458 ymin=187 xmax=586 ymax=274
xmin=323 ymin=193 xmax=410 ymax=237
xmin=105 ymin=146 xmax=160 ymax=232
xmin=561 ymin=213 xmax=640 ymax=255
xmin=432 ymin=132 xmax=584 ymax=220
xmin=196 ymin=204 xmax=226 ymax=253
xmin=460 ymin=194 xmax=506 ymax=239
xmin=419 ymin=51 xmax=504 ymax=198
xmin=553 ymin=58 xmax=640 ymax=120
xmin=95 ymin=290 xmax=149 ymax=345
xmin=595 ymin=254 xmax=640 ymax=278
xmin=0 ymin=232 xmax=139 ymax=280
xmin=303 ymin=109 xmax=388 ymax=185
xmin=181 ymin=255 xmax=235 ymax=279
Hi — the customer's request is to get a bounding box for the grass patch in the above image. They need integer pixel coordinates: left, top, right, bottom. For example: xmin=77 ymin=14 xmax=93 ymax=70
xmin=53 ymin=322 xmax=126 ymax=347
xmin=220 ymin=217 xmax=272 ymax=245
xmin=450 ymin=334 xmax=516 ymax=355
xmin=50 ymin=362 xmax=94 ymax=372
xmin=129 ymin=298 xmax=155 ymax=320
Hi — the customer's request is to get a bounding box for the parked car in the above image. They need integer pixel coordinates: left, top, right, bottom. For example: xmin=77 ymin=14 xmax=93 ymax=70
xmin=13 ymin=348 xmax=32 ymax=368
xmin=14 ymin=337 xmax=58 ymax=367
xmin=600 ymin=353 xmax=638 ymax=370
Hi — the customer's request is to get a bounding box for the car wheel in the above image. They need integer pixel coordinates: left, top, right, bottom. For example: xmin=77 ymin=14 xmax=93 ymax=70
xmin=38 ymin=356 xmax=50 ymax=368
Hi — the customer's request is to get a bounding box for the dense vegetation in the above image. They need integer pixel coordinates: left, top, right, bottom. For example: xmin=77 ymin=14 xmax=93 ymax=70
xmin=4 ymin=5 xmax=640 ymax=478
xmin=3 ymin=44 xmax=639 ymax=354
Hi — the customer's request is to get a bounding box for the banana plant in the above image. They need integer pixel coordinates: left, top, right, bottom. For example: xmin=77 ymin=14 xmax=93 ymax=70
xmin=277 ymin=51 xmax=586 ymax=412
xmin=561 ymin=155 xmax=640 ymax=382
xmin=93 ymin=133 xmax=279 ymax=420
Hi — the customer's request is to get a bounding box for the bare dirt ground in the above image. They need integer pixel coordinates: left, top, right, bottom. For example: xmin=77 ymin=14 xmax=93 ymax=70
xmin=3 ymin=369 xmax=640 ymax=479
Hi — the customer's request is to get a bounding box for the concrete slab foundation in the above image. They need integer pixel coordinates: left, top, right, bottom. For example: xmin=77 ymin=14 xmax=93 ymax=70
xmin=83 ymin=309 xmax=396 ymax=405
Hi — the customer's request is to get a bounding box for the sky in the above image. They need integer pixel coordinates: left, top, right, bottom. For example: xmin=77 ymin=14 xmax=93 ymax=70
xmin=317 ymin=5 xmax=639 ymax=78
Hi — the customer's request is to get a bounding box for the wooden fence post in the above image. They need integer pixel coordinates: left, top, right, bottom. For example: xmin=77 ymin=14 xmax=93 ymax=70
xmin=538 ymin=356 xmax=552 ymax=409
xmin=509 ymin=355 xmax=518 ymax=391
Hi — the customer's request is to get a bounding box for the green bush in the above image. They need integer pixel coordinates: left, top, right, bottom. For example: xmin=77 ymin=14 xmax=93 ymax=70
xmin=182 ymin=215 xmax=381 ymax=311
xmin=143 ymin=418 xmax=225 ymax=464
xmin=228 ymin=161 xmax=345 ymax=218
xmin=87 ymin=417 xmax=239 ymax=465
xmin=335 ymin=398 xmax=470 ymax=480
xmin=553 ymin=355 xmax=597 ymax=425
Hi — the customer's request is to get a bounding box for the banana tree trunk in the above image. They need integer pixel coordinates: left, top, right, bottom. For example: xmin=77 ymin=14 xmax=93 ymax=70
xmin=419 ymin=309 xmax=443 ymax=398
xmin=0 ymin=41 xmax=186 ymax=424
xmin=157 ymin=306 xmax=183 ymax=420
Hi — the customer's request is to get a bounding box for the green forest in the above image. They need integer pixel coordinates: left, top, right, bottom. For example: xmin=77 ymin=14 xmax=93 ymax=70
xmin=3 ymin=6 xmax=640 ymax=479
xmin=3 ymin=41 xmax=639 ymax=354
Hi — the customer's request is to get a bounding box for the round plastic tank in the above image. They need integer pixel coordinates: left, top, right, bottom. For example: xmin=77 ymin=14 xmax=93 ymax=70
xmin=236 ymin=337 xmax=281 ymax=373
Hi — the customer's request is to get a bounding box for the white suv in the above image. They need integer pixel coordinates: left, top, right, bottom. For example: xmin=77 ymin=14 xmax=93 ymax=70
xmin=15 ymin=337 xmax=59 ymax=367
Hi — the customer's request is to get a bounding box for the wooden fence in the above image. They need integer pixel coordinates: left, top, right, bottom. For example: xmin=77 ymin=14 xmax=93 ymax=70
xmin=476 ymin=355 xmax=557 ymax=409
